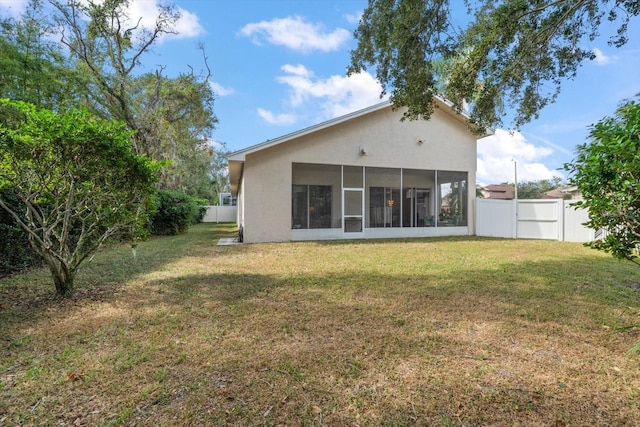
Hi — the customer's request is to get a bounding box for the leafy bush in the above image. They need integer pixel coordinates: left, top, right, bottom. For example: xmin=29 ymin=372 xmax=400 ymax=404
xmin=190 ymin=197 xmax=208 ymax=225
xmin=151 ymin=190 xmax=206 ymax=235
xmin=0 ymin=188 xmax=42 ymax=276
xmin=565 ymin=97 xmax=640 ymax=263
xmin=0 ymin=100 xmax=160 ymax=295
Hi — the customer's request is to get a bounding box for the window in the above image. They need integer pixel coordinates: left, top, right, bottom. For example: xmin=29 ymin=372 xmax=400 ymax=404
xmin=219 ymin=193 xmax=237 ymax=206
xmin=292 ymin=163 xmax=469 ymax=231
xmin=292 ymin=185 xmax=308 ymax=229
xmin=402 ymin=169 xmax=436 ymax=227
xmin=369 ymin=187 xmax=401 ymax=227
xmin=291 ymin=185 xmax=332 ymax=229
xmin=366 ymin=167 xmax=401 ymax=228
xmin=292 ymin=163 xmax=341 ymax=229
xmin=437 ymin=171 xmax=468 ymax=226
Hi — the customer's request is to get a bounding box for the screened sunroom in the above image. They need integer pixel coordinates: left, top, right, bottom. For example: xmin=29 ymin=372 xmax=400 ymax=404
xmin=229 ymin=99 xmax=485 ymax=243
xmin=291 ymin=163 xmax=468 ymax=240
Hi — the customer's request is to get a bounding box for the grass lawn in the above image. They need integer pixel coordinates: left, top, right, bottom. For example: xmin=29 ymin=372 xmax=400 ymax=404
xmin=1 ymin=223 xmax=640 ymax=426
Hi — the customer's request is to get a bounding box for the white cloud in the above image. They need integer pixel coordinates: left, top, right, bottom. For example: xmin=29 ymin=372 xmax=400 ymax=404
xmin=86 ymin=0 xmax=204 ymax=41
xmin=281 ymin=64 xmax=313 ymax=78
xmin=204 ymin=137 xmax=225 ymax=150
xmin=275 ymin=64 xmax=386 ymax=120
xmin=209 ymin=81 xmax=235 ymax=97
xmin=344 ymin=11 xmax=362 ymax=25
xmin=477 ymin=129 xmax=563 ymax=185
xmin=592 ymin=47 xmax=617 ymax=66
xmin=257 ymin=108 xmax=298 ymax=126
xmin=239 ymin=16 xmax=350 ymax=53
xmin=172 ymin=7 xmax=204 ymax=38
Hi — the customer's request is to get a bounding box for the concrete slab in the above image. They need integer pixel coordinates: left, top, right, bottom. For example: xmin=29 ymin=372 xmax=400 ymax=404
xmin=217 ymin=238 xmax=241 ymax=246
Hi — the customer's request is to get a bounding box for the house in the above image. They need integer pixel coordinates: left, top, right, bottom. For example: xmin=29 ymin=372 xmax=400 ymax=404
xmin=543 ymin=185 xmax=582 ymax=200
xmin=228 ymin=99 xmax=490 ymax=243
xmin=481 ymin=184 xmax=515 ymax=200
xmin=218 ymin=192 xmax=237 ymax=206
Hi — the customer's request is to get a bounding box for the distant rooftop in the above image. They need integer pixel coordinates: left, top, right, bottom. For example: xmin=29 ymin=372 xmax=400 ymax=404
xmin=482 ymin=184 xmax=515 ymax=200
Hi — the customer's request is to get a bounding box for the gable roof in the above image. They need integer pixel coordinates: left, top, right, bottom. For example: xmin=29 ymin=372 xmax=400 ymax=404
xmin=482 ymin=185 xmax=515 ymax=200
xmin=228 ymin=98 xmax=492 ymax=194
xmin=229 ymin=101 xmax=387 ymax=162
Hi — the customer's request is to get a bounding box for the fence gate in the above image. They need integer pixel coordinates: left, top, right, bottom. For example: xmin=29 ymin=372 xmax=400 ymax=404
xmin=476 ymin=198 xmax=593 ymax=242
xmin=517 ymin=200 xmax=561 ymax=240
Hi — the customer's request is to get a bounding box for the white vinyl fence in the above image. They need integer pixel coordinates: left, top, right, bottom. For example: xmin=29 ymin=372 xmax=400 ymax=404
xmin=476 ymin=198 xmax=594 ymax=242
xmin=202 ymin=206 xmax=237 ymax=223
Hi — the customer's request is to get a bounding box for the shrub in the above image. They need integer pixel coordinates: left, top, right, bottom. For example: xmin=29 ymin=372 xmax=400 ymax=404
xmin=190 ymin=197 xmax=208 ymax=225
xmin=0 ymin=100 xmax=160 ymax=295
xmin=151 ymin=190 xmax=205 ymax=235
xmin=0 ymin=188 xmax=42 ymax=276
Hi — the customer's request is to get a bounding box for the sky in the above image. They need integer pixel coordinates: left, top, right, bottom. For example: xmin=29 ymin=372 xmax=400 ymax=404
xmin=1 ymin=0 xmax=639 ymax=186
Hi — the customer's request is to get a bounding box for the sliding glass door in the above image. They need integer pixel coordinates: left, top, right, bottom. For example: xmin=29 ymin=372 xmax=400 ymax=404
xmin=402 ymin=188 xmax=432 ymax=227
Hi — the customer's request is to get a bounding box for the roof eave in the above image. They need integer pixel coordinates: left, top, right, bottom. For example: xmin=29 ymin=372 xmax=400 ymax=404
xmin=227 ymin=97 xmax=492 ymax=193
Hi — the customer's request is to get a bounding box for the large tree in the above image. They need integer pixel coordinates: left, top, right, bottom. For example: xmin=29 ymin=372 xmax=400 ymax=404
xmin=349 ymin=0 xmax=639 ymax=132
xmin=128 ymin=68 xmax=218 ymax=191
xmin=564 ymin=96 xmax=640 ymax=264
xmin=50 ymin=0 xmax=180 ymax=148
xmin=0 ymin=0 xmax=84 ymax=110
xmin=0 ymin=99 xmax=160 ymax=296
xmin=50 ymin=0 xmax=220 ymax=191
xmin=209 ymin=144 xmax=231 ymax=204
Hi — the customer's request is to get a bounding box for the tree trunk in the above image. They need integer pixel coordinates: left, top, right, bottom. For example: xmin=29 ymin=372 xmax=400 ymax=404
xmin=43 ymin=255 xmax=75 ymax=297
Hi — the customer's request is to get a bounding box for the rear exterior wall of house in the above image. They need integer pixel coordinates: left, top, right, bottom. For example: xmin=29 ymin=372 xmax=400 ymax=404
xmin=239 ymin=106 xmax=477 ymax=243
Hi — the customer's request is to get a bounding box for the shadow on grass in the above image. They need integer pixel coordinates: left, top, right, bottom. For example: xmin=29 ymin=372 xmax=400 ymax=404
xmin=138 ymin=263 xmax=638 ymax=425
xmin=2 ymin=232 xmax=640 ymax=425
xmin=139 ymin=256 xmax=639 ymax=326
xmin=33 ymin=267 xmax=640 ymax=423
xmin=0 ymin=223 xmax=240 ymax=330
xmin=2 ymin=223 xmax=639 ymax=337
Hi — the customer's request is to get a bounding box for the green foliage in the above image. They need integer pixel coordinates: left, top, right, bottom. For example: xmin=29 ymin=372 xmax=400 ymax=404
xmin=0 ymin=99 xmax=160 ymax=295
xmin=205 ymin=145 xmax=230 ymax=205
xmin=52 ymin=0 xmax=220 ymax=196
xmin=1 ymin=0 xmax=222 ymax=202
xmin=564 ymin=96 xmax=640 ymax=263
xmin=128 ymin=71 xmax=218 ymax=190
xmin=190 ymin=198 xmax=209 ymax=225
xmin=517 ymin=177 xmax=564 ymax=199
xmin=150 ymin=190 xmax=206 ymax=236
xmin=349 ymin=0 xmax=639 ymax=132
xmin=0 ymin=0 xmax=85 ymax=110
xmin=0 ymin=188 xmax=41 ymax=276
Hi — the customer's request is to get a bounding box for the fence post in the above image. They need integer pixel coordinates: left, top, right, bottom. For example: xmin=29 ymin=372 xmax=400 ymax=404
xmin=557 ymin=199 xmax=564 ymax=241
xmin=513 ymin=199 xmax=518 ymax=239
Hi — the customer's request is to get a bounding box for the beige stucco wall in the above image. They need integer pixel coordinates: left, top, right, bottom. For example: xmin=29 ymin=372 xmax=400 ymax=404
xmin=241 ymin=105 xmax=478 ymax=243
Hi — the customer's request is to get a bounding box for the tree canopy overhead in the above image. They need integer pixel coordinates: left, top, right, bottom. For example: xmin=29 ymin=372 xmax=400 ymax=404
xmin=349 ymin=0 xmax=639 ymax=133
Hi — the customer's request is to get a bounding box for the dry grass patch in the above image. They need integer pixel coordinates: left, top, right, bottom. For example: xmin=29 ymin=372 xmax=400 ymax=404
xmin=1 ymin=223 xmax=640 ymax=425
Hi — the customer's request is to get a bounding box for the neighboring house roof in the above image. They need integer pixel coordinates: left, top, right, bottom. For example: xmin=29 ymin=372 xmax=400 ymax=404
xmin=228 ymin=98 xmax=493 ymax=195
xmin=482 ymin=184 xmax=515 ymax=200
xmin=542 ymin=188 xmax=564 ymax=199
xmin=481 ymin=185 xmax=582 ymax=200
xmin=543 ymin=185 xmax=582 ymax=200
